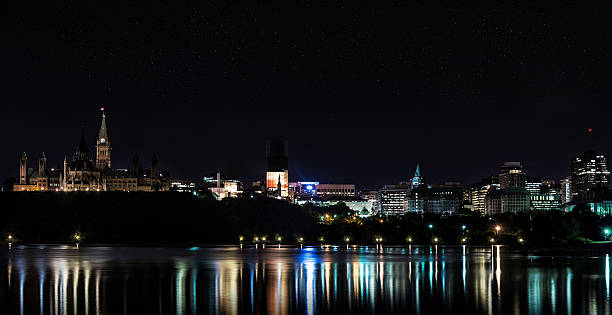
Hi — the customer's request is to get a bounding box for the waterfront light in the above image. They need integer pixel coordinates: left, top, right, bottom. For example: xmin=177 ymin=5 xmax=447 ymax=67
xmin=461 ymin=225 xmax=467 ymax=230
xmin=345 ymin=237 xmax=350 ymax=243
xmin=518 ymin=237 xmax=524 ymax=243
xmin=277 ymin=236 xmax=282 ymax=242
xmin=604 ymin=228 xmax=611 ymax=236
xmin=254 ymin=237 xmax=259 ymax=242
xmin=407 ymin=237 xmax=413 ymax=243
xmin=7 ymin=234 xmax=12 ymax=241
xmin=298 ymin=237 xmax=304 ymax=242
xmin=495 ymin=225 xmax=502 ymax=235
xmin=428 ymin=224 xmax=434 ymax=230
xmin=461 ymin=238 xmax=467 ymax=243
xmin=433 ymin=237 xmax=439 ymax=243
xmin=490 ymin=238 xmax=495 ymax=243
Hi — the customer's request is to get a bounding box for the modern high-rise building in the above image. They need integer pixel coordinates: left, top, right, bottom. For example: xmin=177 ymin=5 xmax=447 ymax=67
xmin=484 ymin=188 xmax=502 ymax=215
xmin=561 ymin=177 xmax=571 ymax=204
xmin=500 ymin=187 xmax=530 ymax=213
xmin=499 ymin=162 xmax=526 ymax=188
xmin=404 ymin=183 xmax=465 ymax=214
xmin=470 ymin=176 xmax=499 ymax=214
xmin=571 ymin=151 xmax=610 ymax=199
xmin=266 ymin=140 xmax=289 ymax=198
xmin=530 ymin=184 xmax=562 ymax=211
xmin=525 ymin=176 xmax=542 ymax=195
xmin=377 ymin=184 xmax=411 ymax=216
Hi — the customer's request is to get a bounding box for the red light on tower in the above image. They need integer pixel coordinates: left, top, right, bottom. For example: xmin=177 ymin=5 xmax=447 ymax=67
xmin=100 ymin=107 xmax=105 ymax=111
xmin=588 ymin=128 xmax=592 ymax=133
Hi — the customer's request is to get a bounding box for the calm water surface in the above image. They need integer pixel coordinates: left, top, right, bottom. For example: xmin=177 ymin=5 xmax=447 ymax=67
xmin=0 ymin=245 xmax=610 ymax=314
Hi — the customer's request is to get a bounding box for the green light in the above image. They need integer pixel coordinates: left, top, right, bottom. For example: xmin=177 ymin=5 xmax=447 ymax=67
xmin=428 ymin=224 xmax=433 ymax=229
xmin=604 ymin=228 xmax=611 ymax=236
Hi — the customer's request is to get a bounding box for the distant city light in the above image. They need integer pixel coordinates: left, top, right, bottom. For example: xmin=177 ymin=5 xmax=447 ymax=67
xmin=604 ymin=228 xmax=611 ymax=236
xmin=461 ymin=225 xmax=467 ymax=230
xmin=306 ymin=185 xmax=313 ymax=190
xmin=428 ymin=224 xmax=434 ymax=229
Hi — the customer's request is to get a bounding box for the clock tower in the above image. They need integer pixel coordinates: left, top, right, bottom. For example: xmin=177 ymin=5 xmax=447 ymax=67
xmin=96 ymin=108 xmax=111 ymax=170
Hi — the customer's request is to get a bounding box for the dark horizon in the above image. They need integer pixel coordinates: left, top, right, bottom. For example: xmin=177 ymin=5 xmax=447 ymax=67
xmin=2 ymin=4 xmax=611 ymax=190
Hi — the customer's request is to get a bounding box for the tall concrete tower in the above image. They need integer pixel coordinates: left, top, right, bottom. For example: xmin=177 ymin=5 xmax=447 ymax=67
xmin=19 ymin=152 xmax=27 ymax=184
xmin=96 ymin=108 xmax=111 ymax=170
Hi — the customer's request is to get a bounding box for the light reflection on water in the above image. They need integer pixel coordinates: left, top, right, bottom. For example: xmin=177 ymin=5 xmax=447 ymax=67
xmin=0 ymin=246 xmax=610 ymax=314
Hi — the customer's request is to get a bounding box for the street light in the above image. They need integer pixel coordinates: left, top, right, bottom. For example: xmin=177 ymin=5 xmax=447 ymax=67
xmin=490 ymin=238 xmax=495 ymax=243
xmin=433 ymin=237 xmax=439 ymax=243
xmin=407 ymin=237 xmax=413 ymax=243
xmin=518 ymin=237 xmax=524 ymax=243
xmin=495 ymin=225 xmax=501 ymax=235
xmin=461 ymin=225 xmax=467 ymax=230
xmin=461 ymin=238 xmax=467 ymax=243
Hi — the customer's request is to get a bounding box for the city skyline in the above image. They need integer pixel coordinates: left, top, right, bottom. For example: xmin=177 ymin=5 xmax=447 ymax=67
xmin=3 ymin=109 xmax=604 ymax=191
xmin=2 ymin=4 xmax=612 ymax=189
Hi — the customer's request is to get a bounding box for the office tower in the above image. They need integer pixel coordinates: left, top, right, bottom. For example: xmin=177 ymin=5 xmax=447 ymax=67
xmin=266 ymin=140 xmax=289 ymax=198
xmin=499 ymin=162 xmax=526 ymax=188
xmin=560 ymin=177 xmax=571 ymax=204
xmin=571 ymin=151 xmax=610 ymax=199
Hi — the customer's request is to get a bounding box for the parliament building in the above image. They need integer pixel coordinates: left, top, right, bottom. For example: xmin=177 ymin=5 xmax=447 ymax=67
xmin=14 ymin=110 xmax=170 ymax=192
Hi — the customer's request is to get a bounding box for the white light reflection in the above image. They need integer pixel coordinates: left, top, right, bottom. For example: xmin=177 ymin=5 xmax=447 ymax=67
xmin=606 ymin=254 xmax=610 ymax=300
xmin=305 ymin=262 xmax=315 ymax=315
xmin=496 ymin=245 xmax=501 ymax=296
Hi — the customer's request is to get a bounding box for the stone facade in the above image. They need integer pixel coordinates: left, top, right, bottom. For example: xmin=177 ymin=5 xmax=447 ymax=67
xmin=14 ymin=110 xmax=170 ymax=192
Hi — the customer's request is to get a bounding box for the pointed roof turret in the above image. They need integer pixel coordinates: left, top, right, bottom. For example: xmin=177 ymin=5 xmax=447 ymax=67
xmin=98 ymin=107 xmax=108 ymax=140
xmin=414 ymin=164 xmax=421 ymax=178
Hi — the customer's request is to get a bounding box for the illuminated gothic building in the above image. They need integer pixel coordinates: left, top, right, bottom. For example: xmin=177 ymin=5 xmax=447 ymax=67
xmin=14 ymin=110 xmax=170 ymax=192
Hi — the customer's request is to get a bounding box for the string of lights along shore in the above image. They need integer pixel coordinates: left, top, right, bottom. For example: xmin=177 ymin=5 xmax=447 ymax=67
xmin=8 ymin=109 xmax=611 ymax=216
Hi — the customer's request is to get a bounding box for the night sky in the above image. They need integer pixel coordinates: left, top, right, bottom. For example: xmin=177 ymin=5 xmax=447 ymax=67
xmin=1 ymin=3 xmax=611 ymax=190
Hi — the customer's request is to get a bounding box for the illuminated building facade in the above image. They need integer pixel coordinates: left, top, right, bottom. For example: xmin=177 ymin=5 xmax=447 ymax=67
xmin=358 ymin=190 xmax=378 ymax=214
xmin=499 ymin=162 xmax=526 ymax=188
xmin=484 ymin=188 xmax=502 ymax=215
xmin=289 ymin=181 xmax=319 ymax=196
xmin=570 ymin=151 xmax=610 ymax=199
xmin=470 ymin=176 xmax=499 ymax=214
xmin=14 ymin=110 xmax=170 ymax=192
xmin=316 ymin=184 xmax=355 ymax=198
xmin=411 ymin=164 xmax=422 ymax=188
xmin=204 ymin=172 xmax=243 ymax=199
xmin=377 ymin=184 xmax=411 ymax=216
xmin=561 ymin=177 xmax=571 ymax=204
xmin=500 ymin=187 xmax=530 ymax=213
xmin=170 ymin=180 xmax=197 ymax=192
xmin=265 ymin=140 xmax=289 ymax=198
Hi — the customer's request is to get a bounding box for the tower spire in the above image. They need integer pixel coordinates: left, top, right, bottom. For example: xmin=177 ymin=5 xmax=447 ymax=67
xmin=98 ymin=107 xmax=108 ymax=140
xmin=96 ymin=107 xmax=111 ymax=170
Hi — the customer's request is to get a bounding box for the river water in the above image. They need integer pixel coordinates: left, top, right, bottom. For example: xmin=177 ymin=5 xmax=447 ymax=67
xmin=0 ymin=245 xmax=610 ymax=314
